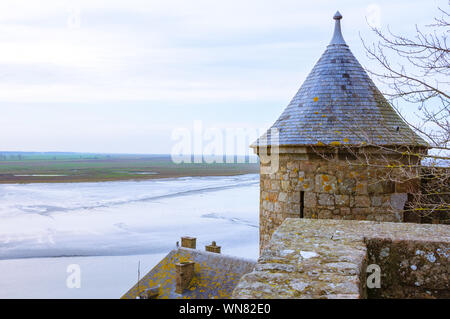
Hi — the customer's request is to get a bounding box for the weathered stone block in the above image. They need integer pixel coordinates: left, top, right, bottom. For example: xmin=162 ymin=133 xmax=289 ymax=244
xmin=278 ymin=192 xmax=287 ymax=203
xmin=289 ymin=192 xmax=300 ymax=203
xmin=304 ymin=192 xmax=317 ymax=208
xmin=318 ymin=193 xmax=335 ymax=206
xmin=318 ymin=209 xmax=332 ymax=219
xmin=355 ymin=181 xmax=368 ymax=194
xmin=268 ymin=192 xmax=278 ymax=202
xmin=340 ymin=207 xmax=351 ymax=217
xmin=274 ymin=202 xmax=283 ymax=213
xmin=390 ymin=193 xmax=408 ymax=211
xmin=315 ymin=174 xmax=337 ymax=193
xmin=352 ymin=208 xmax=369 ymax=219
xmin=395 ymin=179 xmax=419 ymax=193
xmin=338 ymin=178 xmax=356 ymax=195
xmin=271 ymin=181 xmax=280 ymax=191
xmin=354 ymin=195 xmax=370 ymax=208
xmin=335 ymin=195 xmax=350 ymax=206
xmin=287 ymin=161 xmax=299 ymax=171
xmin=371 ymin=196 xmax=382 ymax=207
xmin=299 ymin=161 xmax=318 ymax=172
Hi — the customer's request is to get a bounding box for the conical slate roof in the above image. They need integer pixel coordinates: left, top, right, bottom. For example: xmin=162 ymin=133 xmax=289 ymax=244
xmin=253 ymin=12 xmax=427 ymax=148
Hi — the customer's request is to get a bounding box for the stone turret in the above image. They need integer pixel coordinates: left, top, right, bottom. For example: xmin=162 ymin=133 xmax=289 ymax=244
xmin=252 ymin=12 xmax=428 ymax=251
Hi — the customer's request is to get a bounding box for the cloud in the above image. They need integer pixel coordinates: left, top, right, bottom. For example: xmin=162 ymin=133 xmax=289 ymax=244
xmin=0 ymin=0 xmax=445 ymax=152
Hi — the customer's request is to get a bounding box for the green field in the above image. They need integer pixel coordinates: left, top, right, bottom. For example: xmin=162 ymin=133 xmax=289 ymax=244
xmin=0 ymin=152 xmax=259 ymax=183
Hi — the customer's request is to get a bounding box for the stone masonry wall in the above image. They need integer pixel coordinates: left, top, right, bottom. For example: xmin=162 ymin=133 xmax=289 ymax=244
xmin=233 ymin=219 xmax=450 ymax=299
xmin=259 ymin=152 xmax=413 ymax=251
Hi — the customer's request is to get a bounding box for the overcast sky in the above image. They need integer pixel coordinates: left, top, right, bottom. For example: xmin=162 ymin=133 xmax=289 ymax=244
xmin=0 ymin=0 xmax=446 ymax=154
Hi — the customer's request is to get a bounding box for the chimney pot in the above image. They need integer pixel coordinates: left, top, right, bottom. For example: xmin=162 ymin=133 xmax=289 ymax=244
xmin=175 ymin=261 xmax=195 ymax=294
xmin=205 ymin=241 xmax=221 ymax=254
xmin=181 ymin=236 xmax=196 ymax=249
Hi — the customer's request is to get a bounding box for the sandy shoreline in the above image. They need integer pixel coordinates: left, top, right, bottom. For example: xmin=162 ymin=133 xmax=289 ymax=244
xmin=0 ymin=170 xmax=258 ymax=184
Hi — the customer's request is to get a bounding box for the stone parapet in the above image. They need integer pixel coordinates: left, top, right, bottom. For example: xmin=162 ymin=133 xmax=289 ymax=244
xmin=233 ymin=219 xmax=450 ymax=299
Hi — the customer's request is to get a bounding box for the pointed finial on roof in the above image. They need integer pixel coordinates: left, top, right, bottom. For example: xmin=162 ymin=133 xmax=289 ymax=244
xmin=329 ymin=11 xmax=346 ymax=46
xmin=333 ymin=11 xmax=342 ymax=20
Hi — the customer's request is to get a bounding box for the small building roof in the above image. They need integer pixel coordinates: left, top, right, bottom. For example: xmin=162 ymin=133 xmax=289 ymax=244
xmin=121 ymin=247 xmax=256 ymax=299
xmin=253 ymin=12 xmax=427 ymax=148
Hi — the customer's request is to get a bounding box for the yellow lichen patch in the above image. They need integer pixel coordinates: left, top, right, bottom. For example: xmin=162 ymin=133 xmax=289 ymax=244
xmin=322 ymin=114 xmax=327 ymax=117
xmin=299 ymin=177 xmax=304 ymax=182
xmin=314 ymin=111 xmax=319 ymax=114
xmin=330 ymin=141 xmax=341 ymax=146
xmin=316 ymin=141 xmax=324 ymax=146
xmin=313 ymin=97 xmax=319 ymax=102
xmin=324 ymin=185 xmax=332 ymax=192
xmin=343 ymin=138 xmax=349 ymax=143
xmin=335 ymin=131 xmax=341 ymax=135
xmin=303 ymin=184 xmax=309 ymax=189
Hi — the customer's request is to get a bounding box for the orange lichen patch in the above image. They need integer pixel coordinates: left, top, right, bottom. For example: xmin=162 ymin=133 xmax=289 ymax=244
xmin=321 ymin=175 xmax=329 ymax=182
xmin=314 ymin=112 xmax=319 ymax=114
xmin=349 ymin=171 xmax=359 ymax=178
xmin=317 ymin=141 xmax=324 ymax=146
xmin=268 ymin=193 xmax=277 ymax=202
xmin=322 ymin=114 xmax=327 ymax=117
xmin=324 ymin=185 xmax=332 ymax=192
xmin=299 ymin=177 xmax=304 ymax=182
xmin=313 ymin=97 xmax=319 ymax=102
xmin=338 ymin=179 xmax=342 ymax=183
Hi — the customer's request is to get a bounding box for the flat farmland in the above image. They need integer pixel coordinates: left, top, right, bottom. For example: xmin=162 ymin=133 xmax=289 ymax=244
xmin=0 ymin=153 xmax=259 ymax=183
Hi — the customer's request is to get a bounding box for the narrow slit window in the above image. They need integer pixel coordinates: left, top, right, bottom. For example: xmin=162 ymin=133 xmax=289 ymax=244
xmin=300 ymin=191 xmax=304 ymax=218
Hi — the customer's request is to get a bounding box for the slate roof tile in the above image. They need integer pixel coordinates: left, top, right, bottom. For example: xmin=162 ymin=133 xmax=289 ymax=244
xmin=253 ymin=12 xmax=427 ymax=148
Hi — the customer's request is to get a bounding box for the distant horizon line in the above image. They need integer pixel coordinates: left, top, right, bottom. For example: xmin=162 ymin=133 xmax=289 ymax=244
xmin=0 ymin=151 xmax=258 ymax=157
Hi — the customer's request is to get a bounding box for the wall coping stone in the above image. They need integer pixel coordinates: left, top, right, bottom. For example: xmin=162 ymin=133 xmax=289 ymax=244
xmin=232 ymin=219 xmax=450 ymax=299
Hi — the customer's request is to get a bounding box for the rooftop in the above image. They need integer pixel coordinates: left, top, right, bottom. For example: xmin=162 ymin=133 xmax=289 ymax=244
xmin=121 ymin=247 xmax=255 ymax=299
xmin=253 ymin=12 xmax=427 ymax=148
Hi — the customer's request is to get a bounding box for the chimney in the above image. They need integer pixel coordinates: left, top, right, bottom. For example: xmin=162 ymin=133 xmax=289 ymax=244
xmin=175 ymin=261 xmax=195 ymax=294
xmin=139 ymin=286 xmax=159 ymax=299
xmin=181 ymin=236 xmax=196 ymax=249
xmin=205 ymin=241 xmax=221 ymax=254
